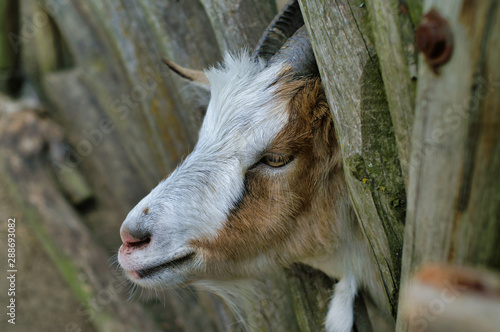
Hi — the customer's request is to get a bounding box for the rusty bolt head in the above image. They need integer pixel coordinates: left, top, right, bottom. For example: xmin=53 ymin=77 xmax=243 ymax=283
xmin=416 ymin=9 xmax=454 ymax=74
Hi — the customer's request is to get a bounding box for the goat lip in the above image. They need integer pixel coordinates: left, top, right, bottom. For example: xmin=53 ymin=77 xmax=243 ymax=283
xmin=127 ymin=270 xmax=141 ymax=280
xmin=137 ymin=252 xmax=196 ymax=279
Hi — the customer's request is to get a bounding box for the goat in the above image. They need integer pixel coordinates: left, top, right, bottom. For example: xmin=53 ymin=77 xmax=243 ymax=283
xmin=118 ymin=2 xmax=390 ymax=331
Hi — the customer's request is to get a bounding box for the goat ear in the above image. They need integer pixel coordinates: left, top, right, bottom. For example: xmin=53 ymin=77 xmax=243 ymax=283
xmin=161 ymin=58 xmax=210 ymax=89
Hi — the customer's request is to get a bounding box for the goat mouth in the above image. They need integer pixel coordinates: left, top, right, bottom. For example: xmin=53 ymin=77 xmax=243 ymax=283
xmin=137 ymin=252 xmax=196 ymax=279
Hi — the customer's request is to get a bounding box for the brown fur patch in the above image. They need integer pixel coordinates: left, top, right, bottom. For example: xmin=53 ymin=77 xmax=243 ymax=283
xmin=143 ymin=207 xmax=149 ymax=215
xmin=191 ymin=76 xmax=346 ymax=275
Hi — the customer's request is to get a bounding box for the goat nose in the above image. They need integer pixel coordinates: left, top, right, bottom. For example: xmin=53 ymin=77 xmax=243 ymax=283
xmin=120 ymin=228 xmax=151 ymax=249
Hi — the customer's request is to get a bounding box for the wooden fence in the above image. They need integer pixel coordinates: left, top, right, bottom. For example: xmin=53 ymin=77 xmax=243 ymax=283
xmin=0 ymin=0 xmax=498 ymax=331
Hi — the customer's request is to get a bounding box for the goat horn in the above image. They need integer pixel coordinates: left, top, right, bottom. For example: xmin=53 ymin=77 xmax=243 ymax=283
xmin=161 ymin=58 xmax=210 ymax=86
xmin=269 ymin=26 xmax=318 ymax=78
xmin=252 ymin=0 xmax=304 ymax=62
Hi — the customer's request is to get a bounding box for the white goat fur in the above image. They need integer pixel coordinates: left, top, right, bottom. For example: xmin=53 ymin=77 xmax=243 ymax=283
xmin=118 ymin=52 xmax=388 ymax=332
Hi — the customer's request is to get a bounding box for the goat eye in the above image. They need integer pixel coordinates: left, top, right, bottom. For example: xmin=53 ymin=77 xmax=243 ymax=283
xmin=261 ymin=154 xmax=293 ymax=168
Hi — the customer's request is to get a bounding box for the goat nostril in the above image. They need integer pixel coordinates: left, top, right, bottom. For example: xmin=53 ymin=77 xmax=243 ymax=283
xmin=126 ymin=237 xmax=151 ymax=248
xmin=121 ymin=229 xmax=152 ymax=248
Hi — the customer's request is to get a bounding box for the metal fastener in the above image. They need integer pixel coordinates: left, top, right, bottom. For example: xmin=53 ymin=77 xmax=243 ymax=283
xmin=415 ymin=9 xmax=454 ymax=74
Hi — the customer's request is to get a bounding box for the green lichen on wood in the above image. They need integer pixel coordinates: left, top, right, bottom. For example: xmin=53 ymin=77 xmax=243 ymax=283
xmin=347 ymin=154 xmax=367 ymax=182
xmin=365 ymin=0 xmax=420 ymax=186
xmin=406 ymin=0 xmax=423 ymax=26
xmin=352 ymin=0 xmax=377 ymax=52
xmin=359 ymin=56 xmax=406 ymax=314
xmin=300 ymin=0 xmax=406 ymax=319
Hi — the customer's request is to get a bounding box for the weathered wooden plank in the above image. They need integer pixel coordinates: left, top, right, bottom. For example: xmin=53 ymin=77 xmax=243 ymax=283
xmin=396 ymin=0 xmax=500 ymax=330
xmin=299 ymin=0 xmax=406 ymax=318
xmin=366 ymin=0 xmax=421 ymax=185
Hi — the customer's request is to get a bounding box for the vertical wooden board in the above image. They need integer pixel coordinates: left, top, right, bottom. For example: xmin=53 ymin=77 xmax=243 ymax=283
xmin=366 ymin=0 xmax=420 ymax=185
xmin=246 ymin=266 xmax=334 ymax=332
xmin=286 ymin=265 xmax=333 ymax=332
xmin=37 ymin=0 xmax=193 ymax=176
xmin=397 ymin=0 xmax=500 ymax=330
xmin=299 ymin=0 xmax=406 ymax=317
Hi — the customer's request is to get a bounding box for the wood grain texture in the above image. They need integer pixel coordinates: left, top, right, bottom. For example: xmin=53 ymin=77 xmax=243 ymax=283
xmin=396 ymin=0 xmax=500 ymax=330
xmin=366 ymin=0 xmax=421 ymax=186
xmin=299 ymin=0 xmax=406 ymax=318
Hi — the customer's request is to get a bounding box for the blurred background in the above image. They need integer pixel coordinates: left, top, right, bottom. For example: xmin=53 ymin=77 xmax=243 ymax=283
xmin=1 ymin=1 xmax=336 ymax=332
